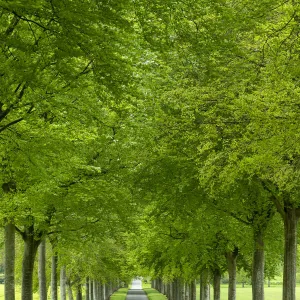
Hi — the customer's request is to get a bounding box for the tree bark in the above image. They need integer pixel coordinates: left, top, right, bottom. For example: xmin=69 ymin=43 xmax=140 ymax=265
xmin=184 ymin=282 xmax=189 ymax=300
xmin=98 ymin=282 xmax=102 ymax=300
xmin=67 ymin=279 xmax=74 ymax=300
xmin=60 ymin=266 xmax=67 ymax=300
xmin=93 ymin=281 xmax=97 ymax=300
xmin=76 ymin=285 xmax=82 ymax=300
xmin=191 ymin=280 xmax=196 ymax=300
xmin=38 ymin=239 xmax=47 ymax=300
xmin=101 ymin=283 xmax=106 ymax=300
xmin=167 ymin=282 xmax=172 ymax=300
xmin=252 ymin=230 xmax=264 ymax=300
xmin=213 ymin=269 xmax=221 ymax=300
xmin=161 ymin=279 xmax=165 ymax=295
xmin=109 ymin=281 xmax=113 ymax=298
xmin=226 ymin=248 xmax=238 ymax=300
xmin=157 ymin=278 xmax=161 ymax=293
xmin=86 ymin=278 xmax=89 ymax=300
xmin=172 ymin=280 xmax=176 ymax=300
xmin=174 ymin=278 xmax=183 ymax=300
xmin=51 ymin=254 xmax=58 ymax=300
xmin=5 ymin=223 xmax=15 ymax=300
xmin=21 ymin=225 xmax=41 ymax=300
xmin=89 ymin=279 xmax=93 ymax=300
xmin=200 ymin=270 xmax=210 ymax=300
xmin=3 ymin=182 xmax=17 ymax=300
xmin=282 ymin=208 xmax=298 ymax=300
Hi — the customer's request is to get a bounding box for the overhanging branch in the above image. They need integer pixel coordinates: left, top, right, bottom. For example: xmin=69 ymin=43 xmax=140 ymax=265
xmin=259 ymin=179 xmax=285 ymax=218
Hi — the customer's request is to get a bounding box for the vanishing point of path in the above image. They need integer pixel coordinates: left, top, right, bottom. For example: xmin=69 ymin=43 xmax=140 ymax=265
xmin=126 ymin=279 xmax=148 ymax=300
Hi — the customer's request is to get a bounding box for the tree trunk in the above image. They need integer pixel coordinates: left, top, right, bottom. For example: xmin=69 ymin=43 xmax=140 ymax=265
xmin=21 ymin=226 xmax=41 ymax=300
xmin=226 ymin=248 xmax=238 ymax=300
xmin=213 ymin=269 xmax=221 ymax=300
xmin=161 ymin=279 xmax=165 ymax=295
xmin=60 ymin=266 xmax=67 ymax=300
xmin=89 ymin=279 xmax=93 ymax=300
xmin=102 ymin=283 xmax=106 ymax=300
xmin=174 ymin=278 xmax=183 ymax=300
xmin=5 ymin=223 xmax=15 ymax=300
xmin=98 ymin=281 xmax=103 ymax=300
xmin=174 ymin=279 xmax=178 ymax=300
xmin=93 ymin=281 xmax=97 ymax=300
xmin=252 ymin=230 xmax=264 ymax=300
xmin=51 ymin=254 xmax=58 ymax=300
xmin=184 ymin=282 xmax=189 ymax=300
xmin=86 ymin=278 xmax=89 ymax=300
xmin=167 ymin=282 xmax=172 ymax=300
xmin=191 ymin=280 xmax=196 ymax=300
xmin=172 ymin=280 xmax=176 ymax=300
xmin=109 ymin=281 xmax=113 ymax=298
xmin=67 ymin=280 xmax=74 ymax=300
xmin=38 ymin=239 xmax=47 ymax=300
xmin=200 ymin=270 xmax=210 ymax=300
xmin=157 ymin=278 xmax=161 ymax=293
xmin=76 ymin=285 xmax=82 ymax=300
xmin=283 ymin=208 xmax=298 ymax=300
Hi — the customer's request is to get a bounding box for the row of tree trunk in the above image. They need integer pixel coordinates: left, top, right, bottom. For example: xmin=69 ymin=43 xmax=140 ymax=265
xmin=85 ymin=278 xmax=119 ymax=300
xmin=150 ymin=251 xmax=237 ymax=300
xmin=150 ymin=260 xmax=234 ymax=300
xmin=152 ymin=278 xmax=198 ymax=300
xmin=5 ymin=231 xmax=121 ymax=300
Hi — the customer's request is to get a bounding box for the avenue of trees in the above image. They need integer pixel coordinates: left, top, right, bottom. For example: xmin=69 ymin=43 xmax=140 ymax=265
xmin=1 ymin=1 xmax=300 ymax=300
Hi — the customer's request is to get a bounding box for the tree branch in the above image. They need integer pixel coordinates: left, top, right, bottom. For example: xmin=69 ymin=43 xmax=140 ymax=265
xmin=0 ymin=117 xmax=23 ymax=133
xmin=14 ymin=225 xmax=25 ymax=239
xmin=0 ymin=104 xmax=12 ymax=122
xmin=5 ymin=14 xmax=20 ymax=36
xmin=0 ymin=104 xmax=33 ymax=133
xmin=215 ymin=206 xmax=251 ymax=226
xmin=259 ymin=179 xmax=285 ymax=218
xmin=12 ymin=11 xmax=50 ymax=31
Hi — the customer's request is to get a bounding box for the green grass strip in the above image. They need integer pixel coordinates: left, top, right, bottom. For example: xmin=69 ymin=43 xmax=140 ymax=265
xmin=143 ymin=288 xmax=168 ymax=300
xmin=110 ymin=288 xmax=129 ymax=300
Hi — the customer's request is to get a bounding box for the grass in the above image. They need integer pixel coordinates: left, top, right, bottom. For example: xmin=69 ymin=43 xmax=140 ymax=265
xmin=110 ymin=288 xmax=129 ymax=300
xmin=5 ymin=281 xmax=300 ymax=300
xmin=197 ymin=285 xmax=300 ymax=300
xmin=143 ymin=282 xmax=300 ymax=300
xmin=143 ymin=288 xmax=168 ymax=300
xmin=142 ymin=282 xmax=151 ymax=289
xmin=0 ymin=284 xmax=40 ymax=299
xmin=0 ymin=283 xmax=128 ymax=300
xmin=142 ymin=283 xmax=167 ymax=300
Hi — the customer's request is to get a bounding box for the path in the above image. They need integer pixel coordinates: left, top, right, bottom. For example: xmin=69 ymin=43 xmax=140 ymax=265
xmin=126 ymin=279 xmax=148 ymax=300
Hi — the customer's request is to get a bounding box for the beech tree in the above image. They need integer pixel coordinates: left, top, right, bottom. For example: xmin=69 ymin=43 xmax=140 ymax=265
xmin=2 ymin=1 xmax=300 ymax=300
xmin=0 ymin=0 xmax=142 ymax=299
xmin=132 ymin=1 xmax=300 ymax=299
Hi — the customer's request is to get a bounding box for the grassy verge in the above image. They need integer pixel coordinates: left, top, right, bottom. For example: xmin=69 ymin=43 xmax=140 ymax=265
xmin=110 ymin=288 xmax=129 ymax=300
xmin=142 ymin=283 xmax=151 ymax=289
xmin=142 ymin=282 xmax=300 ymax=300
xmin=195 ymin=284 xmax=300 ymax=300
xmin=0 ymin=284 xmax=39 ymax=299
xmin=143 ymin=288 xmax=167 ymax=300
xmin=142 ymin=283 xmax=167 ymax=300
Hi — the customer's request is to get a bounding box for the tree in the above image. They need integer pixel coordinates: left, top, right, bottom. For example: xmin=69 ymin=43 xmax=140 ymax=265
xmin=0 ymin=1 xmax=143 ymax=299
xmin=133 ymin=1 xmax=300 ymax=299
